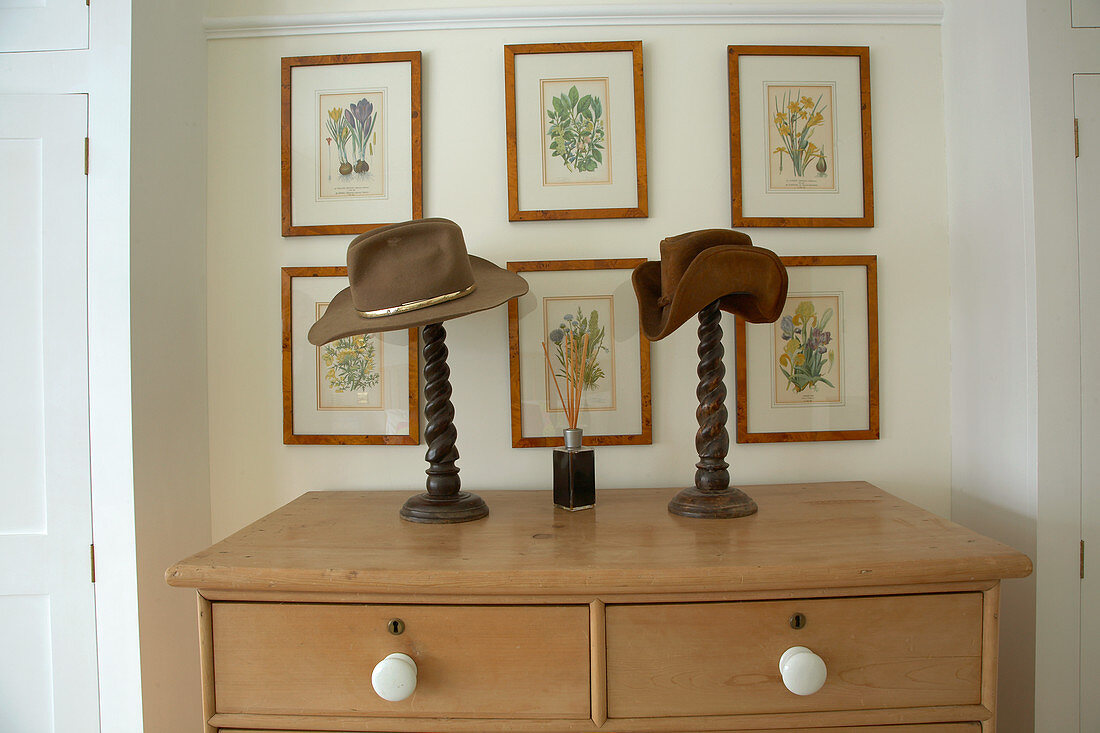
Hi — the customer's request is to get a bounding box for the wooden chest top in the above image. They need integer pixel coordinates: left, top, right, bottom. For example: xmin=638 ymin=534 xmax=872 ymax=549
xmin=166 ymin=482 xmax=1031 ymax=596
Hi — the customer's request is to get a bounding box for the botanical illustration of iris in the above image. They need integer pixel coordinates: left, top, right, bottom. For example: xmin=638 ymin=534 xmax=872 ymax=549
xmin=548 ymin=309 xmax=608 ymax=392
xmin=325 ymin=107 xmax=353 ymax=175
xmin=321 ymin=334 xmax=379 ymax=392
xmin=546 ymin=86 xmax=606 ymax=173
xmin=778 ymin=301 xmax=835 ymax=393
xmin=344 ymin=98 xmax=378 ymax=174
xmin=771 ymin=90 xmax=828 ymax=177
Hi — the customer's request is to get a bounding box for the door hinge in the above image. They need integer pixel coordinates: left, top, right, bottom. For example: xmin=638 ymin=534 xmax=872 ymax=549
xmin=1082 ymin=539 xmax=1086 ymax=580
xmin=1075 ymin=118 xmax=1080 ymax=159
xmin=84 ymin=137 xmax=89 ymax=175
xmin=90 ymin=543 xmax=96 ymax=583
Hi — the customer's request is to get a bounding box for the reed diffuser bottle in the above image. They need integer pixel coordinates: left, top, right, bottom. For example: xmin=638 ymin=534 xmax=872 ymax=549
xmin=543 ymin=332 xmax=596 ymax=510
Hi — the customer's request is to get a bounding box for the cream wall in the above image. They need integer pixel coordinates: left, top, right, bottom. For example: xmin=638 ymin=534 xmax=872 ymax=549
xmin=943 ymin=2 xmax=1036 ymax=729
xmin=206 ymin=15 xmax=952 ymax=539
xmin=131 ymin=1 xmax=210 ymax=731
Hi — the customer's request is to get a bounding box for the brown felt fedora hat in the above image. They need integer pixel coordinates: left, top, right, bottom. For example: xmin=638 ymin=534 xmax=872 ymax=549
xmin=309 ymin=218 xmax=529 ymax=346
xmin=632 ymin=228 xmax=788 ymax=342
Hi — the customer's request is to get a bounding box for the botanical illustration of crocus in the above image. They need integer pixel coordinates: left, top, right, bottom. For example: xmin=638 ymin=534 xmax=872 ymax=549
xmin=548 ymin=309 xmax=608 ymax=392
xmin=345 ymin=98 xmax=378 ymax=174
xmin=778 ymin=301 xmax=836 ymax=393
xmin=321 ymin=334 xmax=380 ymax=392
xmin=325 ymin=107 xmax=353 ymax=174
xmin=771 ymin=90 xmax=828 ymax=177
xmin=546 ymin=85 xmax=607 ymax=173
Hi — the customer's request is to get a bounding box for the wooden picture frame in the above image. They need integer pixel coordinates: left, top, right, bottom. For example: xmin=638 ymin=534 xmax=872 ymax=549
xmin=281 ymin=52 xmax=423 ymax=237
xmin=504 ymin=41 xmax=648 ymax=221
xmin=507 ymin=258 xmax=652 ymax=447
xmin=735 ymin=255 xmax=879 ymax=442
xmin=281 ymin=267 xmax=419 ymax=445
xmin=729 ymin=45 xmax=874 ymax=227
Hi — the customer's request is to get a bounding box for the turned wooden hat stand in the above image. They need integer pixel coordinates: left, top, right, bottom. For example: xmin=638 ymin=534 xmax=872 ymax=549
xmin=399 ymin=322 xmax=489 ymax=524
xmin=666 ymin=299 xmax=757 ymax=519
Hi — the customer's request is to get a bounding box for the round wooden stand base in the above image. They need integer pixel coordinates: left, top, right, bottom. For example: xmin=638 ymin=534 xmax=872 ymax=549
xmin=667 ymin=486 xmax=758 ymax=519
xmin=399 ymin=491 xmax=489 ymax=524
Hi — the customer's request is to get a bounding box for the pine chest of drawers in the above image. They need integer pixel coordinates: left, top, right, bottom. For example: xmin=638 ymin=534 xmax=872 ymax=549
xmin=166 ymin=482 xmax=1031 ymax=733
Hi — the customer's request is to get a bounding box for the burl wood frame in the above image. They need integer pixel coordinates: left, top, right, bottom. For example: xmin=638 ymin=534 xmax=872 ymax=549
xmin=506 ymin=258 xmax=652 ymax=448
xmin=728 ymin=45 xmax=874 ymax=228
xmin=734 ymin=255 xmax=879 ymax=443
xmin=280 ymin=52 xmax=423 ymax=237
xmin=504 ymin=41 xmax=648 ymax=222
xmin=281 ymin=266 xmax=419 ymax=445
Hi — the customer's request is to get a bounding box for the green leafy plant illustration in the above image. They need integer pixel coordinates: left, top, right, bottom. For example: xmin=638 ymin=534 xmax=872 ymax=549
xmin=778 ymin=301 xmax=836 ymax=393
xmin=321 ymin=334 xmax=380 ymax=393
xmin=771 ymin=90 xmax=828 ymax=177
xmin=546 ymin=85 xmax=606 ymax=173
xmin=548 ymin=308 xmax=608 ymax=392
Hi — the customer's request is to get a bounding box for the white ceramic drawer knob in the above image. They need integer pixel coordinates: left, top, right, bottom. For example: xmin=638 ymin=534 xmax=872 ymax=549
xmin=779 ymin=646 xmax=827 ymax=696
xmin=371 ymin=652 xmax=417 ymax=702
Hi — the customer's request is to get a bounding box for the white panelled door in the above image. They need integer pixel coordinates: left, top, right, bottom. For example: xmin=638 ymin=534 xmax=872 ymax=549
xmin=0 ymin=0 xmax=88 ymax=53
xmin=0 ymin=94 xmax=99 ymax=732
xmin=1078 ymin=73 xmax=1100 ymax=733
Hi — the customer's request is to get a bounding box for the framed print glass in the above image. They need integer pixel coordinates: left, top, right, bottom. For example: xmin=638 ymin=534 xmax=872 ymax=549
xmin=507 ymin=259 xmax=652 ymax=447
xmin=281 ymin=52 xmax=422 ymax=236
xmin=282 ymin=267 xmax=419 ymax=445
xmin=729 ymin=46 xmax=873 ymax=227
xmin=735 ymin=255 xmax=879 ymax=442
xmin=504 ymin=42 xmax=648 ymax=221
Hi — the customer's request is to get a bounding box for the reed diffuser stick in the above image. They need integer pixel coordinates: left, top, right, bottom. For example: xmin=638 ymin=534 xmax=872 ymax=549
xmin=542 ymin=331 xmax=590 ymax=430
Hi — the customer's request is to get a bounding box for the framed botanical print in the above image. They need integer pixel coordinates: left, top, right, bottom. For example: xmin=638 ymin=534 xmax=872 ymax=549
xmin=282 ymin=267 xmax=419 ymax=445
xmin=507 ymin=259 xmax=652 ymax=447
xmin=735 ymin=255 xmax=879 ymax=442
xmin=729 ymin=46 xmax=873 ymax=227
xmin=504 ymin=41 xmax=648 ymax=221
xmin=281 ymin=52 xmax=422 ymax=236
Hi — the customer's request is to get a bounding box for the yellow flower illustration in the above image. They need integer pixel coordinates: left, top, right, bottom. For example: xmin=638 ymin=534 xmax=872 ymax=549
xmin=328 ymin=107 xmax=343 ymax=124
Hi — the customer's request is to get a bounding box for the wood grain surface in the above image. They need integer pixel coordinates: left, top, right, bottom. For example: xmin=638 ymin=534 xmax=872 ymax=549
xmin=606 ymin=593 xmax=982 ymax=717
xmin=217 ymin=724 xmax=979 ymax=733
xmin=212 ymin=602 xmax=590 ymax=718
xmin=167 ymin=483 xmax=1031 ymax=595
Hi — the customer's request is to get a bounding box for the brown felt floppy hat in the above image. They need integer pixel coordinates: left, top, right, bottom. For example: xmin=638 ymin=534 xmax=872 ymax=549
xmin=632 ymin=228 xmax=788 ymax=342
xmin=309 ymin=218 xmax=529 ymax=346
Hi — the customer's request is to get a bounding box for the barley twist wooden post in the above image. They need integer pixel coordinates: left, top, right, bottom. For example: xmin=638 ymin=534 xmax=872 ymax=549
xmin=400 ymin=322 xmax=489 ymax=523
xmin=668 ymin=300 xmax=758 ymax=519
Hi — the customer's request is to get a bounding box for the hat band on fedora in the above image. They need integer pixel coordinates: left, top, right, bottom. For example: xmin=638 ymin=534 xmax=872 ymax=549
xmin=356 ymin=283 xmax=477 ymax=319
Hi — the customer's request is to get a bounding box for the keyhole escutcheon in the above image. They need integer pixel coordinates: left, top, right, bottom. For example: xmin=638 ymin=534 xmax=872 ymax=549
xmin=789 ymin=612 xmax=807 ymax=630
xmin=387 ymin=618 xmax=405 ymax=635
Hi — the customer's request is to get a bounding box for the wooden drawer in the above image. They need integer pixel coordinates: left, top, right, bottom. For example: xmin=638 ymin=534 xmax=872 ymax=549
xmin=211 ymin=603 xmax=590 ymax=719
xmin=218 ymin=721 xmax=985 ymax=726
xmin=606 ymin=593 xmax=983 ymax=718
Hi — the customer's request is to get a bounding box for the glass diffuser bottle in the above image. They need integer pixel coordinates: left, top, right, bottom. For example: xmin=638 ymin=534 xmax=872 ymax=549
xmin=554 ymin=427 xmax=595 ymax=510
xmin=543 ymin=331 xmax=596 ymax=511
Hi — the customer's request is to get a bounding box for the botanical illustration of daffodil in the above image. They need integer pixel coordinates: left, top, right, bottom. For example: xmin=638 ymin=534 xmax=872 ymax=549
xmin=778 ymin=300 xmax=836 ymax=394
xmin=321 ymin=334 xmax=380 ymax=393
xmin=325 ymin=107 xmax=353 ymax=174
xmin=771 ymin=89 xmax=829 ymax=177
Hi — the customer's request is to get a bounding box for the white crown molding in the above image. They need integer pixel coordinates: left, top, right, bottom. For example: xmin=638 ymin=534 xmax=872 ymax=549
xmin=204 ymin=3 xmax=944 ymax=39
